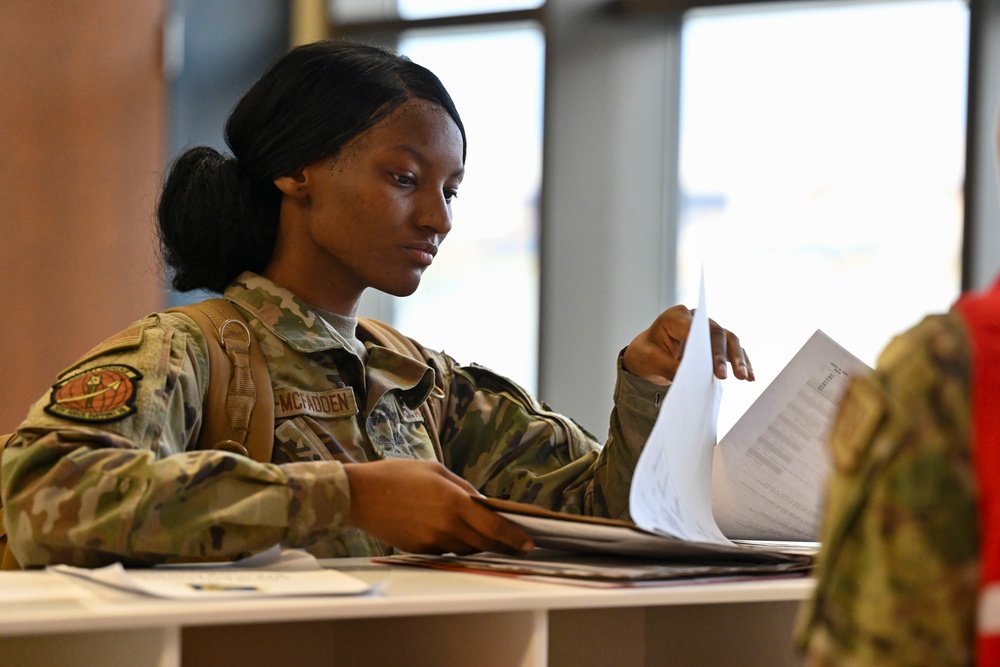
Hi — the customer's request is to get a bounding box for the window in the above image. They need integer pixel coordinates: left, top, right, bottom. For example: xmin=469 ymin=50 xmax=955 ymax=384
xmin=676 ymin=1 xmax=969 ymax=432
xmin=392 ymin=27 xmax=544 ymax=392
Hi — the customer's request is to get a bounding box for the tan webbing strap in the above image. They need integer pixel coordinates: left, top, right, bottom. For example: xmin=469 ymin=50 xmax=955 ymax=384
xmin=358 ymin=317 xmax=445 ymax=458
xmin=168 ymin=299 xmax=274 ymax=464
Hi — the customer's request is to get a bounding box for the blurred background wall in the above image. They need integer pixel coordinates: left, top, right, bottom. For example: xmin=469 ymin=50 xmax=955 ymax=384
xmin=1 ymin=1 xmax=167 ymax=431
xmin=0 ymin=0 xmax=288 ymax=431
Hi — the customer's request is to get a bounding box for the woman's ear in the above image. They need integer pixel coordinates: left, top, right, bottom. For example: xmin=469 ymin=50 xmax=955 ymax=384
xmin=274 ymin=168 xmax=309 ymax=199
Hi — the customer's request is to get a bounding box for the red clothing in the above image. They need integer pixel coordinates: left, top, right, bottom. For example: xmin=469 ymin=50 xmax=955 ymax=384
xmin=956 ymin=278 xmax=1000 ymax=665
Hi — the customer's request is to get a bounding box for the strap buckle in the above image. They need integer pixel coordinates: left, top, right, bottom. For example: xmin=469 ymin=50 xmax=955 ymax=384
xmin=219 ymin=318 xmax=252 ymax=348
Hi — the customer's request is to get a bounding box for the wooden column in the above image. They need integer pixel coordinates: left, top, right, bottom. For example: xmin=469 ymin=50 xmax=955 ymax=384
xmin=0 ymin=0 xmax=166 ymax=430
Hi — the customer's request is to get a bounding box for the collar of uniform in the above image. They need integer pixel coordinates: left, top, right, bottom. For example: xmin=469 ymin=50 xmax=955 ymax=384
xmin=223 ymin=272 xmax=347 ymax=354
xmin=225 ymin=272 xmax=437 ymax=410
xmin=362 ymin=344 xmax=437 ymax=414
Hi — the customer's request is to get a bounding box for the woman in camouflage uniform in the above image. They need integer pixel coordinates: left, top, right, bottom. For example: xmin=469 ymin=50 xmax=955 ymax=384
xmin=2 ymin=41 xmax=753 ymax=567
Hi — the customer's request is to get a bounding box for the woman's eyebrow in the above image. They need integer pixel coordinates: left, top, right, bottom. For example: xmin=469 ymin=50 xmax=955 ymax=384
xmin=394 ymin=144 xmax=465 ymax=178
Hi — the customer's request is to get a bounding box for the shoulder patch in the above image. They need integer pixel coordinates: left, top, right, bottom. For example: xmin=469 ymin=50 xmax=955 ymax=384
xmin=61 ymin=321 xmax=147 ymax=377
xmin=44 ymin=364 xmax=143 ymax=423
xmin=829 ymin=374 xmax=885 ymax=474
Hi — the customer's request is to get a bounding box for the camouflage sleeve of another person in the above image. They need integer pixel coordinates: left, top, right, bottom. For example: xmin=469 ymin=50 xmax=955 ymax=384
xmin=1 ymin=313 xmax=349 ymax=568
xmin=796 ymin=312 xmax=978 ymax=666
xmin=439 ymin=350 xmax=663 ymax=520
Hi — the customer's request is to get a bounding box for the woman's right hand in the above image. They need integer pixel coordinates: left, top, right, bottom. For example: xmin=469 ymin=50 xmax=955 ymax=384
xmin=342 ymin=459 xmax=534 ymax=556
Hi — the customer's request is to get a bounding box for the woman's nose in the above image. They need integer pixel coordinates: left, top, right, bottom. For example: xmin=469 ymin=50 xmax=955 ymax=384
xmin=418 ymin=192 xmax=453 ymax=234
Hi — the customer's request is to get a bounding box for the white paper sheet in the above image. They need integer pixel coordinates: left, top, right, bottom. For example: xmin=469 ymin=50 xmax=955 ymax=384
xmin=628 ymin=272 xmax=729 ymax=546
xmin=711 ymin=330 xmax=870 ymax=541
xmin=48 ymin=547 xmax=374 ymax=599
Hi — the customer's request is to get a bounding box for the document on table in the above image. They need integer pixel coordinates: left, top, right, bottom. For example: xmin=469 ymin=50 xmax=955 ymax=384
xmin=478 ymin=271 xmax=869 ymax=562
xmin=47 ymin=546 xmax=374 ymax=599
xmin=625 ymin=315 xmax=867 ymax=549
xmin=383 ymin=549 xmax=812 ymax=588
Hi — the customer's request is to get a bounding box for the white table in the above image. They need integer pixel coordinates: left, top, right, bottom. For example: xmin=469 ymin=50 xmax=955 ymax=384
xmin=0 ymin=560 xmax=814 ymax=667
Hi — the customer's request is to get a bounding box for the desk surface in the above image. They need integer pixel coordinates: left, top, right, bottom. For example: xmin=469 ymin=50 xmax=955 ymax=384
xmin=0 ymin=561 xmax=815 ymax=667
xmin=0 ymin=559 xmax=813 ymax=636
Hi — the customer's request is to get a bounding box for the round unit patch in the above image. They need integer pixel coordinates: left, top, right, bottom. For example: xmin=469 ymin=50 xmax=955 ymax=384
xmin=45 ymin=365 xmax=142 ymax=423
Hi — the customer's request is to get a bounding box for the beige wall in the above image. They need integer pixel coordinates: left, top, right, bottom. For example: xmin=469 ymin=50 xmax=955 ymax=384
xmin=0 ymin=1 xmax=166 ymax=431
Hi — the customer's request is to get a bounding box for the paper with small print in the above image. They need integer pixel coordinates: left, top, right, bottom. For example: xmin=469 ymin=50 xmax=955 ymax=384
xmin=711 ymin=330 xmax=869 ymax=541
xmin=625 ymin=274 xmax=869 ymax=548
xmin=470 ymin=274 xmax=869 ymax=563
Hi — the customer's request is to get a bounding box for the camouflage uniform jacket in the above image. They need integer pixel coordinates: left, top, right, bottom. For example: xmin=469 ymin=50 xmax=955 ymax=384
xmin=796 ymin=310 xmax=978 ymax=666
xmin=2 ymin=272 xmax=664 ymax=567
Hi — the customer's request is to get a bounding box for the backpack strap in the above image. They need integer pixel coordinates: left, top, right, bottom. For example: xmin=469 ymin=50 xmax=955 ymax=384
xmin=167 ymin=299 xmax=274 ymax=464
xmin=357 ymin=318 xmax=445 ymax=459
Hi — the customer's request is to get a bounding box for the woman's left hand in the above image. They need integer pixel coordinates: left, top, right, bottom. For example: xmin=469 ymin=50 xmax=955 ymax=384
xmin=621 ymin=305 xmax=754 ymax=385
